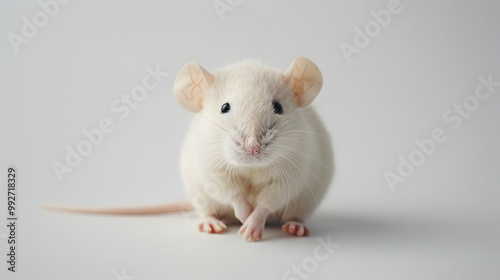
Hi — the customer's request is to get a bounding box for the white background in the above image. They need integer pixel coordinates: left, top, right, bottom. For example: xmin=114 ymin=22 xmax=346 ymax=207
xmin=1 ymin=0 xmax=499 ymax=279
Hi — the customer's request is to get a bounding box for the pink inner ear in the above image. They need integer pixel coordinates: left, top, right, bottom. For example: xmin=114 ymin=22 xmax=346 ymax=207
xmin=283 ymin=64 xmax=312 ymax=106
xmin=282 ymin=58 xmax=322 ymax=107
xmin=184 ymin=69 xmax=206 ymax=99
xmin=174 ymin=62 xmax=214 ymax=113
xmin=200 ymin=66 xmax=215 ymax=85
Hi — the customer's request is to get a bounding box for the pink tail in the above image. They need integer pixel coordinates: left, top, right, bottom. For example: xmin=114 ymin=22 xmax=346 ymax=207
xmin=42 ymin=201 xmax=193 ymax=215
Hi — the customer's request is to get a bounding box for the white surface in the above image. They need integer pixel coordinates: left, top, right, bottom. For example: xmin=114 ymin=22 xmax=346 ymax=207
xmin=1 ymin=0 xmax=499 ymax=279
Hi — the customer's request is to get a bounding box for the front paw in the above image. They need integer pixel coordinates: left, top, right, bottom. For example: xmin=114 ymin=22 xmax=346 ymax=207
xmin=238 ymin=213 xmax=266 ymax=242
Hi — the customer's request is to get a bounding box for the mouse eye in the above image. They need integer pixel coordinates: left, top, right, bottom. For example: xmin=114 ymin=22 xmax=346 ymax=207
xmin=221 ymin=102 xmax=231 ymax=114
xmin=273 ymin=101 xmax=283 ymax=114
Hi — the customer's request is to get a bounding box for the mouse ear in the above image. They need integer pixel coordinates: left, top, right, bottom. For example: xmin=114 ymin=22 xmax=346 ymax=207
xmin=173 ymin=62 xmax=214 ymax=113
xmin=282 ymin=57 xmax=323 ymax=107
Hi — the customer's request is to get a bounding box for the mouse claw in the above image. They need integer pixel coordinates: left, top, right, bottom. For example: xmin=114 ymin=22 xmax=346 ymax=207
xmin=282 ymin=221 xmax=310 ymax=237
xmin=239 ymin=218 xmax=265 ymax=242
xmin=239 ymin=225 xmax=263 ymax=242
xmin=198 ymin=217 xmax=227 ymax=234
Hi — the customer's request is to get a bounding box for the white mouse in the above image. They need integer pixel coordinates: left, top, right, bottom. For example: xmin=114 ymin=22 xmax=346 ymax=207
xmin=174 ymin=57 xmax=333 ymax=241
xmin=44 ymin=58 xmax=334 ymax=242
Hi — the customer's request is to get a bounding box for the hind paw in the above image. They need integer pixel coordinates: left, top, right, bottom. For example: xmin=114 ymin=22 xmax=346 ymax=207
xmin=282 ymin=221 xmax=310 ymax=237
xmin=198 ymin=217 xmax=227 ymax=233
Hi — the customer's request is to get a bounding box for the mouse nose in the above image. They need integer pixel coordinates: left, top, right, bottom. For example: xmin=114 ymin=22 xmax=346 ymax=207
xmin=246 ymin=146 xmax=260 ymax=155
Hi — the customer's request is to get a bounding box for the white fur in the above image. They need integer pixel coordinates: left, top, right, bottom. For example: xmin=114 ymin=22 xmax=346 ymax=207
xmin=180 ymin=60 xmax=334 ymax=225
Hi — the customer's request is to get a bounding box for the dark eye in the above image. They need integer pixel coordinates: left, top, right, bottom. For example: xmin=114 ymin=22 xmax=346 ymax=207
xmin=273 ymin=101 xmax=283 ymax=114
xmin=221 ymin=102 xmax=231 ymax=114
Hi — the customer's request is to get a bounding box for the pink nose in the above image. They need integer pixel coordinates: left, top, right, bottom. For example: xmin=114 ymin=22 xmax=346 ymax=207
xmin=246 ymin=146 xmax=260 ymax=155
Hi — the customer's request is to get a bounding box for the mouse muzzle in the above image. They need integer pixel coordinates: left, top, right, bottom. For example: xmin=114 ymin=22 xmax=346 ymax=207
xmin=244 ymin=135 xmax=261 ymax=155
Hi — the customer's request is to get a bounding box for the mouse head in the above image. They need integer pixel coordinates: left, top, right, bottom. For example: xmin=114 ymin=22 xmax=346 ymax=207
xmin=174 ymin=58 xmax=323 ymax=167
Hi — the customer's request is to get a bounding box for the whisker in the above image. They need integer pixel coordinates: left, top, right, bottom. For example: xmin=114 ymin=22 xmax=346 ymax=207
xmin=274 ymin=150 xmax=318 ymax=206
xmin=272 ymin=144 xmax=333 ymax=171
xmin=277 ymin=137 xmax=327 ymax=154
xmin=275 ymin=159 xmax=292 ymax=224
xmin=285 ymin=153 xmax=327 ymax=193
xmin=198 ymin=111 xmax=229 ymax=133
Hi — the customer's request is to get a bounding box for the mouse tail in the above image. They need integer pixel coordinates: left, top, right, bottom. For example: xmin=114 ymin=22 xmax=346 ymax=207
xmin=42 ymin=201 xmax=193 ymax=215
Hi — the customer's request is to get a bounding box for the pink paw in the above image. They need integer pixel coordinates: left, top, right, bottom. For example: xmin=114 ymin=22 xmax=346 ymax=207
xmin=198 ymin=217 xmax=227 ymax=233
xmin=282 ymin=221 xmax=310 ymax=237
xmin=238 ymin=216 xmax=265 ymax=242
